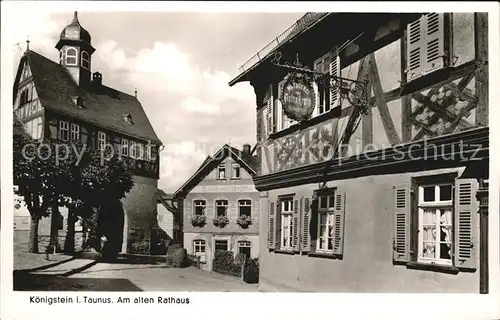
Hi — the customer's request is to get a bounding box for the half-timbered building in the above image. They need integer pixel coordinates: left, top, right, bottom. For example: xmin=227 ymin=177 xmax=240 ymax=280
xmin=229 ymin=12 xmax=489 ymax=292
xmin=13 ymin=12 xmax=163 ymax=255
xmin=174 ymin=144 xmax=260 ymax=272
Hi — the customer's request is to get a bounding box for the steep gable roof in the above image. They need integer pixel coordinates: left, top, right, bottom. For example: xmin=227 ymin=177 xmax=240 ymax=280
xmin=13 ymin=50 xmax=162 ymax=145
xmin=173 ymin=144 xmax=259 ymax=198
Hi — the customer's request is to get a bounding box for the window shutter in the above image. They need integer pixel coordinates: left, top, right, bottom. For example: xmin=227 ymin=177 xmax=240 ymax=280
xmin=268 ymin=201 xmax=276 ymax=250
xmin=301 ymin=197 xmax=311 ymax=252
xmin=293 ymin=198 xmax=300 ymax=251
xmin=393 ymin=185 xmax=411 ymax=263
xmin=422 ymin=13 xmax=445 ymax=75
xmin=454 ymin=178 xmax=478 ymax=270
xmin=329 ymin=49 xmax=340 ymax=108
xmin=312 ymin=81 xmax=320 ymax=118
xmin=333 ymin=192 xmax=346 ymax=255
xmin=267 ymin=86 xmax=274 ymax=135
xmin=406 ymin=17 xmax=424 ymax=81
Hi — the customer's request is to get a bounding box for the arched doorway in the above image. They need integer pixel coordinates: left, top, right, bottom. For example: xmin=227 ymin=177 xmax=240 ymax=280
xmin=98 ymin=199 xmax=125 ymax=260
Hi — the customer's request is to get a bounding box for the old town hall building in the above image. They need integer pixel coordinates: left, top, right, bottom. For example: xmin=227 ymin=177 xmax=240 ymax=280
xmin=13 ymin=12 xmax=163 ymax=254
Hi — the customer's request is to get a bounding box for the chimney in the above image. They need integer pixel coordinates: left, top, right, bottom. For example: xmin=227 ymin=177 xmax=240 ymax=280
xmin=92 ymin=72 xmax=102 ymax=86
xmin=242 ymin=144 xmax=251 ymax=155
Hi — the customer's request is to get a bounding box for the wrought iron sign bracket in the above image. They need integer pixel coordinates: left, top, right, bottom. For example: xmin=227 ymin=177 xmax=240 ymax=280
xmin=271 ymin=52 xmax=370 ymax=112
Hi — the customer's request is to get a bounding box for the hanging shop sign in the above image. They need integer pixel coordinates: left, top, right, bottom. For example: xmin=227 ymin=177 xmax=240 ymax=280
xmin=280 ymin=72 xmax=316 ymax=122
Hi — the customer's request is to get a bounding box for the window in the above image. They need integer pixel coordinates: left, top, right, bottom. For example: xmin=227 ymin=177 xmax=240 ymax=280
xmin=81 ymin=51 xmax=90 ymax=70
xmin=313 ymin=55 xmax=332 ymax=116
xmin=238 ymin=199 xmax=251 ymax=217
xmin=151 ymin=145 xmax=158 ymax=161
xmin=215 ymin=200 xmax=228 ymax=217
xmin=418 ymin=183 xmax=453 ymax=265
xmin=71 ymin=123 xmax=80 ymax=141
xmin=193 ymin=240 xmax=206 ymax=262
xmin=268 ymin=191 xmax=346 ymax=257
xmin=65 ymin=47 xmax=77 ymax=65
xmin=217 ymin=164 xmax=226 ymax=180
xmin=316 ymin=193 xmax=336 ymax=252
xmin=59 ymin=121 xmax=69 ymax=141
xmin=98 ymin=131 xmax=106 ymax=150
xmin=232 ymin=163 xmax=241 ymax=179
xmin=130 ymin=141 xmax=137 ymax=158
xmin=19 ymin=87 xmax=32 ymax=106
xmin=215 ymin=240 xmax=228 ymax=252
xmin=393 ymin=177 xmax=478 ymax=271
xmin=238 ymin=241 xmax=251 ymax=260
xmin=280 ymin=198 xmax=294 ymax=250
xmin=193 ymin=200 xmax=206 ymax=216
xmin=121 ymin=138 xmax=129 ymax=156
xmin=405 ymin=13 xmax=447 ymax=82
xmin=136 ymin=143 xmax=144 ymax=160
xmin=145 ymin=144 xmax=151 ymax=161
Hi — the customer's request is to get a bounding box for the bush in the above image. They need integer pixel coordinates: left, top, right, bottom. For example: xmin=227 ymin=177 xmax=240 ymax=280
xmin=213 ymin=250 xmax=241 ymax=276
xmin=131 ymin=240 xmax=150 ymax=255
xmin=172 ymin=248 xmax=188 ymax=268
xmin=213 ymin=216 xmax=229 ymax=228
xmin=236 ymin=214 xmax=252 ymax=229
xmin=243 ymin=258 xmax=259 ymax=283
xmin=191 ymin=215 xmax=206 ymax=227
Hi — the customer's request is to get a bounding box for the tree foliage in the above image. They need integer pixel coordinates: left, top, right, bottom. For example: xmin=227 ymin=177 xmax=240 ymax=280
xmin=13 ymin=122 xmax=134 ymax=254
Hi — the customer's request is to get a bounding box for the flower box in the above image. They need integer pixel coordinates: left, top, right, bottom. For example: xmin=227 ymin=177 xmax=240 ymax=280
xmin=236 ymin=214 xmax=252 ymax=229
xmin=191 ymin=215 xmax=206 ymax=227
xmin=212 ymin=215 xmax=229 ymax=228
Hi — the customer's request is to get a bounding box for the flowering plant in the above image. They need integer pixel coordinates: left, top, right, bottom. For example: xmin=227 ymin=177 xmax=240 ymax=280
xmin=236 ymin=214 xmax=252 ymax=229
xmin=191 ymin=215 xmax=206 ymax=227
xmin=213 ymin=215 xmax=229 ymax=228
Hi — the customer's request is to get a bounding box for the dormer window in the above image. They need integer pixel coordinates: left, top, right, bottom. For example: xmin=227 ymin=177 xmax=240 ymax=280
xmin=123 ymin=113 xmax=133 ymax=124
xmin=81 ymin=51 xmax=90 ymax=70
xmin=65 ymin=47 xmax=77 ymax=65
xmin=73 ymin=96 xmax=84 ymax=108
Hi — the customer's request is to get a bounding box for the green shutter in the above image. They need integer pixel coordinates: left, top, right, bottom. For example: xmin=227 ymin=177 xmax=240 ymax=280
xmin=454 ymin=178 xmax=478 ymax=270
xmin=393 ymin=185 xmax=411 ymax=263
xmin=333 ymin=192 xmax=346 ymax=255
xmin=268 ymin=201 xmax=276 ymax=250
xmin=293 ymin=198 xmax=300 ymax=251
xmin=301 ymin=197 xmax=311 ymax=252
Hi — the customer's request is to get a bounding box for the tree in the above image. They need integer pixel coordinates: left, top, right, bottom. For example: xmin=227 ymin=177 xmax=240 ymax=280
xmin=63 ymin=146 xmax=134 ymax=255
xmin=13 ymin=129 xmax=77 ymax=253
xmin=14 ymin=116 xmax=134 ymax=256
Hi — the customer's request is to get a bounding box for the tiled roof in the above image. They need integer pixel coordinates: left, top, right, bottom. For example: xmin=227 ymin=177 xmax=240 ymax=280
xmin=173 ymin=144 xmax=259 ymax=197
xmin=15 ymin=50 xmax=162 ymax=145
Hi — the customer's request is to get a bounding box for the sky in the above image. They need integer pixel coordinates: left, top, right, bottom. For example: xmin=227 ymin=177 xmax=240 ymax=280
xmin=8 ymin=8 xmax=304 ymax=192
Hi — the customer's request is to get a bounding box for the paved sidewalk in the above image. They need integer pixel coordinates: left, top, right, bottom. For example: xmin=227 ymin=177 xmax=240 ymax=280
xmin=14 ymin=246 xmax=74 ymax=271
xmin=30 ymin=258 xmax=97 ymax=276
xmin=72 ymin=263 xmax=259 ymax=292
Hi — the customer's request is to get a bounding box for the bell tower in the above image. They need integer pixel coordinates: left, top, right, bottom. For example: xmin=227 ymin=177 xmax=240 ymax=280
xmin=55 ymin=11 xmax=95 ymax=86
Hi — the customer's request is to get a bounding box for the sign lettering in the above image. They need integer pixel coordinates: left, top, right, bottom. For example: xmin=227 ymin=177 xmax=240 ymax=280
xmin=280 ymin=73 xmax=316 ymax=122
